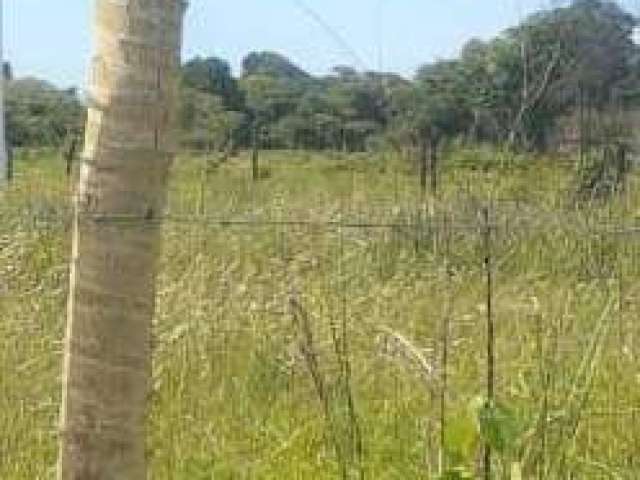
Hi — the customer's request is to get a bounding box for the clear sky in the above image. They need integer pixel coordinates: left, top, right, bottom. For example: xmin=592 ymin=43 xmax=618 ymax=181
xmin=5 ymin=0 xmax=640 ymax=88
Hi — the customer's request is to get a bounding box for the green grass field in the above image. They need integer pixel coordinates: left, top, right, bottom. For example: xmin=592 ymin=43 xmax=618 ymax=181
xmin=2 ymin=149 xmax=640 ymax=479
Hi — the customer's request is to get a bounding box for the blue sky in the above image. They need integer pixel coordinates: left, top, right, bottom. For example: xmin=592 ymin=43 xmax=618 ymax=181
xmin=5 ymin=0 xmax=640 ymax=88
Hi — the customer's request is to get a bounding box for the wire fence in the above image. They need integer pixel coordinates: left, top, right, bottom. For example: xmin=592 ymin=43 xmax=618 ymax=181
xmin=2 ymin=150 xmax=640 ymax=478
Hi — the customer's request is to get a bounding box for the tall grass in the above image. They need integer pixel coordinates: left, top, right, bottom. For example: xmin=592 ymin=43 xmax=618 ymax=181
xmin=1 ymin=149 xmax=639 ymax=478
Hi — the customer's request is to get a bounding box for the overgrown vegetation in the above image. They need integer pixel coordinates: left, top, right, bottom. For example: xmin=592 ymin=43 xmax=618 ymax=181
xmin=3 ymin=1 xmax=640 ymax=477
xmin=1 ymin=149 xmax=639 ymax=478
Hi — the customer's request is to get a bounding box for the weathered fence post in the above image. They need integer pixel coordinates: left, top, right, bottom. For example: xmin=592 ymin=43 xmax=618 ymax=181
xmin=420 ymin=138 xmax=428 ymax=194
xmin=63 ymin=134 xmax=78 ymax=178
xmin=482 ymin=205 xmax=495 ymax=480
xmin=430 ymin=137 xmax=438 ymax=196
xmin=251 ymin=121 xmax=260 ymax=181
xmin=58 ymin=1 xmax=187 ymax=479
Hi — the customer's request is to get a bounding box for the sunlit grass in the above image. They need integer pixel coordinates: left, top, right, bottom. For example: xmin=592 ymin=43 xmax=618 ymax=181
xmin=1 ymin=149 xmax=639 ymax=478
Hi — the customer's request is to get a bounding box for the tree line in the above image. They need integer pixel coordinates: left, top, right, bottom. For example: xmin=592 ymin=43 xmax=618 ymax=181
xmin=6 ymin=0 xmax=640 ymax=155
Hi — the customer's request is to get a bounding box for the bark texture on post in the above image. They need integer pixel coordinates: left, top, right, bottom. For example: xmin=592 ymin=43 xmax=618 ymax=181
xmin=58 ymin=1 xmax=186 ymax=479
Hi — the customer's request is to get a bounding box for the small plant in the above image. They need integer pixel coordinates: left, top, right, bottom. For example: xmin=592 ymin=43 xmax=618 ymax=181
xmin=574 ymin=143 xmax=632 ymax=203
xmin=441 ymin=397 xmax=526 ymax=480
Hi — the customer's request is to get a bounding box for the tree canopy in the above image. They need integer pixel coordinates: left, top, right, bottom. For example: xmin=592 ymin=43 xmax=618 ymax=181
xmin=6 ymin=78 xmax=83 ymax=148
xmin=7 ymin=0 xmax=640 ymax=154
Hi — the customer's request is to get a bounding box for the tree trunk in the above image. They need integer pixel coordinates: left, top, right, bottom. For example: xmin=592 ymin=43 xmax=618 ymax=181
xmin=58 ymin=1 xmax=186 ymax=479
xmin=507 ymin=48 xmax=560 ymax=150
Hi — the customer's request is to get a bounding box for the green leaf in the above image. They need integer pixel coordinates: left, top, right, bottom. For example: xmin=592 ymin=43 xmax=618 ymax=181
xmin=444 ymin=409 xmax=479 ymax=464
xmin=475 ymin=399 xmax=521 ymax=455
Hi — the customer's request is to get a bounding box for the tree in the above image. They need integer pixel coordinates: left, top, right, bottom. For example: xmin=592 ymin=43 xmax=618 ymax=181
xmin=5 ymin=78 xmax=84 ymax=147
xmin=323 ymin=69 xmax=394 ymax=151
xmin=407 ymin=0 xmax=639 ymax=151
xmin=242 ymin=51 xmax=311 ymax=81
xmin=241 ymin=74 xmax=299 ymax=124
xmin=58 ymin=1 xmax=186 ymax=478
xmin=180 ymin=88 xmax=245 ymax=152
xmin=272 ymin=89 xmax=341 ymax=150
xmin=240 ymin=72 xmax=302 ymax=153
xmin=498 ymin=0 xmax=638 ymax=148
xmin=182 ymin=56 xmax=244 ymax=110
